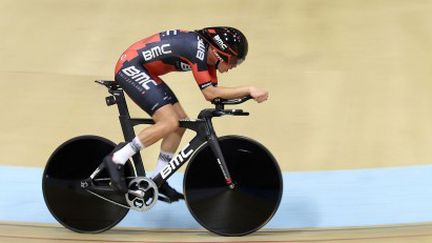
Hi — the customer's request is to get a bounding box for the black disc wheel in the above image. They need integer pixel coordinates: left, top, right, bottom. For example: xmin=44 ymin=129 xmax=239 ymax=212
xmin=42 ymin=135 xmax=134 ymax=233
xmin=184 ymin=136 xmax=283 ymax=236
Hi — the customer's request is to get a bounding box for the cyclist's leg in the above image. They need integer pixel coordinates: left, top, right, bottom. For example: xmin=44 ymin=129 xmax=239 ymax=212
xmin=106 ymin=63 xmax=179 ymax=193
xmin=134 ymin=104 xmax=185 ymax=201
xmin=145 ymin=82 xmax=187 ymax=173
xmin=114 ymin=65 xmax=184 ymax=200
xmin=136 ymin=104 xmax=179 ymax=147
xmin=145 ymin=104 xmax=185 ymax=200
xmin=145 ymin=83 xmax=186 ymax=201
xmin=158 ymin=82 xmax=188 ymax=154
xmin=132 ymin=79 xmax=182 ymax=147
xmin=115 ymin=63 xmax=180 ymax=147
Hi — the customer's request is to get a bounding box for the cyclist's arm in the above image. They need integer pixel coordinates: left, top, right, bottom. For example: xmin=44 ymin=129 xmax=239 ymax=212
xmin=201 ymin=86 xmax=250 ymax=101
xmin=202 ymin=85 xmax=269 ymax=103
xmin=189 ymin=56 xmax=268 ymax=102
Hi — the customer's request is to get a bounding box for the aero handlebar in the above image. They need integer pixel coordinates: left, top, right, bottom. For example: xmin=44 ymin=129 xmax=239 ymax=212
xmin=211 ymin=96 xmax=253 ymax=106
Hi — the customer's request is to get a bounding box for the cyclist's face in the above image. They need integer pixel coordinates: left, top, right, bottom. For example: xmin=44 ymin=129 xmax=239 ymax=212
xmin=217 ymin=60 xmax=235 ymax=73
xmin=209 ymin=47 xmax=237 ymax=73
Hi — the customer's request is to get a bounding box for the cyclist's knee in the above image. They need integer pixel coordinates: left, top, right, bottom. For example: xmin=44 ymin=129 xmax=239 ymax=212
xmin=175 ymin=114 xmax=187 ymax=135
xmin=153 ymin=105 xmax=181 ymax=134
xmin=159 ymin=116 xmax=179 ymax=134
xmin=175 ymin=126 xmax=186 ymax=137
xmin=168 ymin=117 xmax=180 ymax=131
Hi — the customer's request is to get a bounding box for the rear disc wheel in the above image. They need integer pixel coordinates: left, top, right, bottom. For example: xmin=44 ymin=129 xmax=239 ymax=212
xmin=42 ymin=135 xmax=134 ymax=233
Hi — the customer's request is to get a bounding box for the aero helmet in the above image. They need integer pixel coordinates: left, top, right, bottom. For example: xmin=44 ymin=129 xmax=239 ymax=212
xmin=196 ymin=26 xmax=248 ymax=65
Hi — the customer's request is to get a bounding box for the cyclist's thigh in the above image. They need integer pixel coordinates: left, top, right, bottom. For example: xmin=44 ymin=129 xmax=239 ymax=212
xmin=157 ymin=82 xmax=188 ymax=119
xmin=172 ymin=103 xmax=188 ymax=120
xmin=157 ymin=81 xmax=179 ymax=107
xmin=115 ymin=63 xmax=175 ymax=116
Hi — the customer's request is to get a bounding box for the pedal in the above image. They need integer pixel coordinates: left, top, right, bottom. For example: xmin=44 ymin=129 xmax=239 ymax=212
xmin=158 ymin=195 xmax=172 ymax=204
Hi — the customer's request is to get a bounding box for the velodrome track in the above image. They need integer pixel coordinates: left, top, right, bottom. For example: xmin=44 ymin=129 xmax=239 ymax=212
xmin=2 ymin=0 xmax=432 ymax=242
xmin=2 ymin=222 xmax=432 ymax=242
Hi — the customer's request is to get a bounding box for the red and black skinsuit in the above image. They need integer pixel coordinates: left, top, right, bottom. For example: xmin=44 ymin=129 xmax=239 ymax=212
xmin=114 ymin=29 xmax=218 ymax=115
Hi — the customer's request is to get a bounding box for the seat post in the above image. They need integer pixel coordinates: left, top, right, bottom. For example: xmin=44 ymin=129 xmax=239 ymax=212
xmin=113 ymin=89 xmax=146 ymax=176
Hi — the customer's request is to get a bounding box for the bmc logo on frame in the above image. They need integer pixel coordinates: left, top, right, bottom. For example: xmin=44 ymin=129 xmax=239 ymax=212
xmin=142 ymin=44 xmax=172 ymax=61
xmin=160 ymin=144 xmax=194 ymax=179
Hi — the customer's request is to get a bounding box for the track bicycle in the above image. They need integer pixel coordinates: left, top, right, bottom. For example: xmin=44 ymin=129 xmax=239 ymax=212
xmin=42 ymin=80 xmax=283 ymax=236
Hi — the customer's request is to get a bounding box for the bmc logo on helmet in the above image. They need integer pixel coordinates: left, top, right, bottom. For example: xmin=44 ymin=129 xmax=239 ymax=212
xmin=213 ymin=35 xmax=227 ymax=51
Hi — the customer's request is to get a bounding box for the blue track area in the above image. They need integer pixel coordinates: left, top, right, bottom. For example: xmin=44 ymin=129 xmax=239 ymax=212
xmin=1 ymin=165 xmax=432 ymax=228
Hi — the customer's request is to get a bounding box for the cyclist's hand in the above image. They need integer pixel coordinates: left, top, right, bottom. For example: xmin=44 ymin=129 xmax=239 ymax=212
xmin=249 ymin=87 xmax=268 ymax=103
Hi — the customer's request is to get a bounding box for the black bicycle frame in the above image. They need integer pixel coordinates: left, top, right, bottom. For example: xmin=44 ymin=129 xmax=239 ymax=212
xmin=109 ymin=87 xmax=236 ymax=188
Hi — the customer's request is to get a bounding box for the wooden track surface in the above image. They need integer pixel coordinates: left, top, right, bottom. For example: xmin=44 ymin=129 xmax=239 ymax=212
xmin=1 ymin=221 xmax=432 ymax=243
xmin=1 ymin=0 xmax=432 ymax=171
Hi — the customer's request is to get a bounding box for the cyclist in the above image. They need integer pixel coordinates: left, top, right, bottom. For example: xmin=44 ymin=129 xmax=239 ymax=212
xmin=104 ymin=26 xmax=269 ymax=202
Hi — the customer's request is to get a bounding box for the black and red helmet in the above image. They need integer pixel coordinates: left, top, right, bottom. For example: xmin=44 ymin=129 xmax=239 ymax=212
xmin=196 ymin=26 xmax=248 ymax=65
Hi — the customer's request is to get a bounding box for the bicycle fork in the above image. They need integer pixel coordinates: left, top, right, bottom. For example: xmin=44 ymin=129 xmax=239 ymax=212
xmin=206 ymin=123 xmax=235 ymax=189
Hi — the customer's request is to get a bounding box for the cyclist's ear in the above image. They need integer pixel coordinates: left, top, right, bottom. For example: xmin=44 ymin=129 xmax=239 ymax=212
xmin=207 ymin=47 xmax=219 ymax=65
